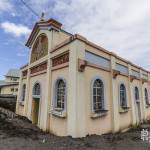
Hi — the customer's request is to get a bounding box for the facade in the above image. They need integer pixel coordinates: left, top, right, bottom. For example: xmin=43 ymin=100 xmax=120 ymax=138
xmin=0 ymin=69 xmax=20 ymax=96
xmin=16 ymin=18 xmax=150 ymax=138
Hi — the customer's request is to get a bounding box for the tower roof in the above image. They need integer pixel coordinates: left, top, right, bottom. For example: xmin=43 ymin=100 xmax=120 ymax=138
xmin=5 ymin=69 xmax=20 ymax=78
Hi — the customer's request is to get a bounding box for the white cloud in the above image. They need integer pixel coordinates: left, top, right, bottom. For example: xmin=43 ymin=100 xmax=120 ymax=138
xmin=0 ymin=22 xmax=31 ymax=37
xmin=0 ymin=0 xmax=13 ymax=13
xmin=0 ymin=57 xmax=14 ymax=62
xmin=11 ymin=12 xmax=16 ymax=17
xmin=16 ymin=48 xmax=28 ymax=57
xmin=49 ymin=0 xmax=150 ymax=69
xmin=5 ymin=0 xmax=150 ymax=69
xmin=17 ymin=52 xmax=26 ymax=57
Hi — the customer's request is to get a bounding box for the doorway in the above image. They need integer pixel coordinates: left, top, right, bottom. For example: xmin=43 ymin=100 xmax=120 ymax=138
xmin=32 ymin=98 xmax=40 ymax=124
xmin=32 ymin=82 xmax=41 ymax=125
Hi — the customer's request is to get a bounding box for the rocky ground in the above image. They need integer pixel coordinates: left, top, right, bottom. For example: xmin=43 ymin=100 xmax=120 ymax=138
xmin=0 ymin=96 xmax=16 ymax=112
xmin=0 ymin=110 xmax=150 ymax=150
xmin=0 ymin=98 xmax=150 ymax=150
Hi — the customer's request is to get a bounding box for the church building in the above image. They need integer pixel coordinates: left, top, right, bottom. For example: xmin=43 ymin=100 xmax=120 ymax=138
xmin=16 ymin=18 xmax=150 ymax=138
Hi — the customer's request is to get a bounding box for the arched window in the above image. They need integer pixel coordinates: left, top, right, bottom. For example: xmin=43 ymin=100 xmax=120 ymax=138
xmin=92 ymin=78 xmax=104 ymax=113
xmin=144 ymin=88 xmax=149 ymax=105
xmin=55 ymin=79 xmax=66 ymax=111
xmin=120 ymin=84 xmax=127 ymax=108
xmin=22 ymin=84 xmax=26 ymax=101
xmin=135 ymin=87 xmax=139 ymax=102
xmin=30 ymin=34 xmax=48 ymax=63
xmin=33 ymin=83 xmax=41 ymax=97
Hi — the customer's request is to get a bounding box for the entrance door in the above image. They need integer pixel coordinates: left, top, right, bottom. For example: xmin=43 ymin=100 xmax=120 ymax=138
xmin=32 ymin=82 xmax=41 ymax=125
xmin=32 ymin=98 xmax=40 ymax=124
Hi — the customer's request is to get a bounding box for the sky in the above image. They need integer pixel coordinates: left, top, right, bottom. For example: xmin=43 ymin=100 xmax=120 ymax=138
xmin=0 ymin=0 xmax=150 ymax=79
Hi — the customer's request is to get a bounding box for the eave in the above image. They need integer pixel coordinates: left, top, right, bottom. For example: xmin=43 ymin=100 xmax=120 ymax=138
xmin=50 ymin=34 xmax=150 ymax=74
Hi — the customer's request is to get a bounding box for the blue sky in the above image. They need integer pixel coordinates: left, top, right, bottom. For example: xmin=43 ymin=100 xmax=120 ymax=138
xmin=0 ymin=0 xmax=150 ymax=79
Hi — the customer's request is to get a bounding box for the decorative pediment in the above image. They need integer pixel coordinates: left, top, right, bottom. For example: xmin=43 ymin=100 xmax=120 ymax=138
xmin=26 ymin=18 xmax=62 ymax=47
xmin=30 ymin=34 xmax=48 ymax=63
xmin=112 ymin=69 xmax=120 ymax=79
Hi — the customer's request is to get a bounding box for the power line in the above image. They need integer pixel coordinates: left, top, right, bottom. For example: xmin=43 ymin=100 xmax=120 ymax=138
xmin=20 ymin=0 xmax=39 ymax=18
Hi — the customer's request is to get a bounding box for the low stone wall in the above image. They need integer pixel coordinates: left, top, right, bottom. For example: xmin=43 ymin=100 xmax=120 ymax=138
xmin=0 ymin=107 xmax=17 ymax=119
xmin=0 ymin=95 xmax=16 ymax=112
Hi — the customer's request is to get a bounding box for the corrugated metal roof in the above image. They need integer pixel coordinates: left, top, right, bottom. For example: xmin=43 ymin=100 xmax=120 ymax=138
xmin=5 ymin=69 xmax=20 ymax=78
xmin=0 ymin=80 xmax=18 ymax=87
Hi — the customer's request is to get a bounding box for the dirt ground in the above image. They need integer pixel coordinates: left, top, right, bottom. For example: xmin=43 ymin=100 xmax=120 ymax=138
xmin=0 ymin=111 xmax=150 ymax=150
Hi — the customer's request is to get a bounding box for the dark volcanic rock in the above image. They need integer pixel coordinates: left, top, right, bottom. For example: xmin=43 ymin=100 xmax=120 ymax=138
xmin=0 ymin=107 xmax=150 ymax=150
xmin=0 ymin=96 xmax=16 ymax=112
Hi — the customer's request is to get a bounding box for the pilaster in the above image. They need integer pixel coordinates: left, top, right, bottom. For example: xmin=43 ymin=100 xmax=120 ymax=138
xmin=139 ymin=69 xmax=145 ymax=120
xmin=23 ymin=68 xmax=30 ymax=117
xmin=67 ymin=40 xmax=87 ymax=137
xmin=44 ymin=33 xmax=53 ymax=130
xmin=16 ymin=72 xmax=22 ymax=114
xmin=25 ymin=46 xmax=32 ymax=119
xmin=128 ymin=64 xmax=136 ymax=125
xmin=110 ymin=56 xmax=120 ymax=132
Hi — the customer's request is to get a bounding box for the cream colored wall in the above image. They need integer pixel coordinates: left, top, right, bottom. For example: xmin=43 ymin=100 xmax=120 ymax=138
xmin=83 ymin=52 xmax=132 ymax=135
xmin=130 ymin=80 xmax=143 ymax=124
xmin=67 ymin=40 xmax=87 ymax=137
xmin=116 ymin=76 xmax=132 ymax=130
xmin=82 ymin=44 xmax=150 ymax=135
xmin=17 ymin=78 xmax=27 ymax=116
xmin=17 ymin=28 xmax=71 ymax=134
xmin=47 ymin=37 xmax=150 ymax=137
xmin=89 ymin=52 xmax=132 ymax=133
xmin=50 ymin=45 xmax=70 ymax=58
xmin=84 ymin=67 xmax=112 ymax=135
xmin=49 ymin=67 xmax=69 ymax=136
xmin=51 ymin=30 xmax=71 ymax=49
xmin=0 ymin=85 xmax=18 ymax=95
xmin=141 ymin=82 xmax=150 ymax=119
xmin=27 ymin=73 xmax=47 ymax=130
xmin=0 ymin=76 xmax=19 ymax=96
xmin=1 ymin=86 xmax=10 ymax=95
xmin=18 ymin=78 xmax=27 ymax=98
xmin=17 ymin=105 xmax=24 ymax=116
xmin=16 ymin=21 xmax=150 ymax=138
xmin=21 ymin=29 xmax=51 ymax=124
